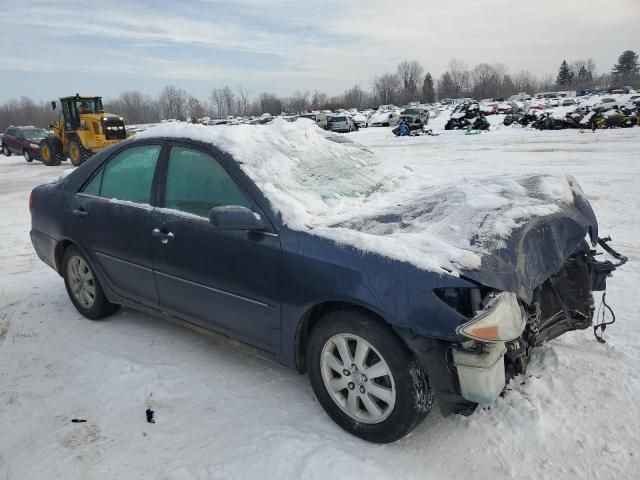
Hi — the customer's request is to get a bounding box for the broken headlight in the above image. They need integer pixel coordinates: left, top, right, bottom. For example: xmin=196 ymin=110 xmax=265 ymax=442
xmin=435 ymin=288 xmax=526 ymax=343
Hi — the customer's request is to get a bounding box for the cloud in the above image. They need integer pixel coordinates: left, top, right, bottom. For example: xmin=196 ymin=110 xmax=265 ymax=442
xmin=0 ymin=0 xmax=637 ymax=101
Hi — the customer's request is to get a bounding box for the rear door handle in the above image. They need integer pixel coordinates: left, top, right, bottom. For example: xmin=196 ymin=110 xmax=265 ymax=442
xmin=152 ymin=228 xmax=175 ymax=244
xmin=73 ymin=208 xmax=88 ymax=218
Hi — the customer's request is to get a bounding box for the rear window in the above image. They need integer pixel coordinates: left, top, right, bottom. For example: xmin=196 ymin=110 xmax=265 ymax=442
xmin=330 ymin=116 xmax=346 ymax=122
xmin=82 ymin=145 xmax=161 ymax=204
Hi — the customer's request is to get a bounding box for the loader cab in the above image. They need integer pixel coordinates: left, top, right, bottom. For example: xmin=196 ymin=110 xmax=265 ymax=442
xmin=57 ymin=96 xmax=104 ymax=131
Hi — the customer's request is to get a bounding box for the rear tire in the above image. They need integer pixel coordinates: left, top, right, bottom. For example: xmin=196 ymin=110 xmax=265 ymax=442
xmin=307 ymin=310 xmax=433 ymax=443
xmin=2 ymin=144 xmax=11 ymax=156
xmin=68 ymin=137 xmax=92 ymax=166
xmin=62 ymin=246 xmax=120 ymax=320
xmin=39 ymin=137 xmax=63 ymax=166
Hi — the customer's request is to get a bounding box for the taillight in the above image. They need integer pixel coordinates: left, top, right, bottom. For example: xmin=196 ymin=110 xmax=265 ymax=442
xmin=29 ymin=190 xmax=33 ymax=214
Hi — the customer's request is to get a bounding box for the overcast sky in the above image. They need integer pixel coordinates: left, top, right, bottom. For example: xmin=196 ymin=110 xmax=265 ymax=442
xmin=0 ymin=0 xmax=637 ymax=102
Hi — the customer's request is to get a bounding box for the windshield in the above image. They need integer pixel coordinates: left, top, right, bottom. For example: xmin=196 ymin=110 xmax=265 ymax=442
xmin=300 ymin=114 xmax=316 ymax=120
xmin=402 ymin=109 xmax=420 ymax=115
xmin=74 ymin=98 xmax=104 ymax=114
xmin=24 ymin=129 xmax=48 ymax=140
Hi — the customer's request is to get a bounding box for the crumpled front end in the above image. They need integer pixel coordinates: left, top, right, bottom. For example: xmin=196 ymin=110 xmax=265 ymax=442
xmin=447 ymin=237 xmax=626 ymax=409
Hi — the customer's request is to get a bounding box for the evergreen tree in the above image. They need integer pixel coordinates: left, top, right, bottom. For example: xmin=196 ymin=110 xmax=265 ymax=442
xmin=556 ymin=60 xmax=574 ymax=86
xmin=437 ymin=72 xmax=456 ymax=99
xmin=422 ymin=72 xmax=435 ymax=103
xmin=612 ymin=50 xmax=639 ymax=77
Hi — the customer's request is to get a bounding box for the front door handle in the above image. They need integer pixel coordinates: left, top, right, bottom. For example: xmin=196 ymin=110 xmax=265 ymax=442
xmin=73 ymin=208 xmax=88 ymax=218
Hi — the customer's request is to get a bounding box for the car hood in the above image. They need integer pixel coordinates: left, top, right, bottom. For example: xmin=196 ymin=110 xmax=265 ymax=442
xmin=326 ymin=176 xmax=597 ymax=303
xmin=460 ymin=190 xmax=597 ymax=302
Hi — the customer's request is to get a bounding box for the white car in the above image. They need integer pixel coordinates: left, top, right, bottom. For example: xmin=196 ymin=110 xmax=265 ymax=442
xmin=368 ymin=111 xmax=400 ymax=127
xmin=352 ymin=113 xmax=369 ymax=128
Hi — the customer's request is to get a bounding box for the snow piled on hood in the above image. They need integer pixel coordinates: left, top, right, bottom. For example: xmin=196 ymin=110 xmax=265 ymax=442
xmin=137 ymin=120 xmax=579 ymax=275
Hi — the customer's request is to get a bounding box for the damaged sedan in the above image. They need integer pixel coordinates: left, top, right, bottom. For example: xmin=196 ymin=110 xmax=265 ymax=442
xmin=29 ymin=121 xmax=626 ymax=443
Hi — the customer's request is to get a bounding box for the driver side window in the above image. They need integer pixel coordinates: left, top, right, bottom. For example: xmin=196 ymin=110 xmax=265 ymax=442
xmin=164 ymin=147 xmax=252 ymax=217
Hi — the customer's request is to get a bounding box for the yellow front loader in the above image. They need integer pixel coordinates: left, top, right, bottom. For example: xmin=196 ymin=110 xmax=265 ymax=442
xmin=40 ymin=94 xmax=127 ymax=166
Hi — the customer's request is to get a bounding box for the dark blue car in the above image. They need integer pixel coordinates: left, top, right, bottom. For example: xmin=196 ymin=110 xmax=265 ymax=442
xmin=29 ymin=123 xmax=624 ymax=443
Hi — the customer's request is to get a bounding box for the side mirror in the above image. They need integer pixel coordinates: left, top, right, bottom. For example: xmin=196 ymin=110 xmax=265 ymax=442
xmin=51 ymin=101 xmax=56 ymax=110
xmin=209 ymin=206 xmax=265 ymax=231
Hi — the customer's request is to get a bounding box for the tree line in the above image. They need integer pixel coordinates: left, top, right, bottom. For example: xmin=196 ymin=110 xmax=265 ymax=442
xmin=1 ymin=50 xmax=637 ymax=131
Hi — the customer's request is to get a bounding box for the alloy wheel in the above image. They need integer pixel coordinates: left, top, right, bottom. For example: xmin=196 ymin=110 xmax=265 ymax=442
xmin=320 ymin=333 xmax=396 ymax=424
xmin=67 ymin=256 xmax=96 ymax=309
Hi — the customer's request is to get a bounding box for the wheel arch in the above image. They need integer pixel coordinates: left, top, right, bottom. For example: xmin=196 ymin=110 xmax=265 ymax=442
xmin=54 ymin=238 xmax=75 ymax=275
xmin=294 ymin=300 xmax=402 ymax=374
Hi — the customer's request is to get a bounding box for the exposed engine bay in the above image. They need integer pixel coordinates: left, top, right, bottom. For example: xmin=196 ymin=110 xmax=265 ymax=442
xmin=505 ymin=238 xmax=627 ymax=380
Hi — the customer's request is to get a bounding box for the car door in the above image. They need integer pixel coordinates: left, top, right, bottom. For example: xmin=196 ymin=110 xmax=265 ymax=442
xmin=151 ymin=143 xmax=282 ymax=352
xmin=68 ymin=143 xmax=164 ymax=306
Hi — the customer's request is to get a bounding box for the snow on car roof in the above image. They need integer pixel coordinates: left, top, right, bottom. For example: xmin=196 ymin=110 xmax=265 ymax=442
xmin=137 ymin=121 xmax=579 ymax=275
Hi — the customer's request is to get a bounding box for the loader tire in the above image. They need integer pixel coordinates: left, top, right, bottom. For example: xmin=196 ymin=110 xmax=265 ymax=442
xmin=39 ymin=137 xmax=63 ymax=166
xmin=68 ymin=136 xmax=92 ymax=166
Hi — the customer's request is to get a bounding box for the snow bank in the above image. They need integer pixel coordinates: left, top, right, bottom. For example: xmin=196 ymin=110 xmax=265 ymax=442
xmin=137 ymin=121 xmax=580 ymax=275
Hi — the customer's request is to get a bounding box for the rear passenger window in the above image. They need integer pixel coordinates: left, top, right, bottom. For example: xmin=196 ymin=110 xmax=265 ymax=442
xmin=164 ymin=147 xmax=252 ymax=217
xmin=82 ymin=171 xmax=102 ymax=196
xmin=81 ymin=145 xmax=161 ymax=204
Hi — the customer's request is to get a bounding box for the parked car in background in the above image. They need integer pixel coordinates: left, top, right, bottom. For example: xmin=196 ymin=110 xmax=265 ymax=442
xmin=351 ymin=112 xmax=369 ymax=128
xmin=368 ymin=110 xmax=400 ymax=127
xmin=327 ymin=115 xmax=357 ymax=132
xmin=29 ymin=121 xmax=624 ymax=443
xmin=2 ymin=126 xmax=50 ymax=162
xmin=562 ymin=98 xmax=577 ymax=107
xmin=527 ymin=100 xmax=546 ymax=111
xmin=298 ymin=112 xmax=328 ymax=129
xmin=496 ymin=102 xmax=520 ymax=114
xmin=479 ymin=102 xmax=497 ymax=115
xmin=399 ymin=107 xmax=429 ymax=130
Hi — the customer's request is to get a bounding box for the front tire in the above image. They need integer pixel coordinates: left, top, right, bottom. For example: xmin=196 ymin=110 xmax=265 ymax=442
xmin=307 ymin=310 xmax=433 ymax=443
xmin=23 ymin=149 xmax=33 ymax=162
xmin=68 ymin=137 xmax=92 ymax=166
xmin=62 ymin=246 xmax=120 ymax=320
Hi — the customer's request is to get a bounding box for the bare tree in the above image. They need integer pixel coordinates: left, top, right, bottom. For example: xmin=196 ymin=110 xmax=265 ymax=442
xmin=158 ymin=85 xmax=189 ymax=120
xmin=286 ymin=91 xmax=310 ymax=113
xmin=371 ymin=73 xmax=400 ymax=105
xmin=186 ymin=96 xmax=205 ymax=120
xmin=104 ymin=91 xmax=160 ymax=125
xmin=209 ymin=88 xmax=225 ymax=118
xmin=512 ymin=70 xmax=538 ymax=94
xmin=471 ymin=63 xmax=500 ymax=99
xmin=310 ymin=90 xmax=329 ymax=111
xmin=397 ymin=60 xmax=424 ymax=103
xmin=237 ymin=85 xmax=251 ymax=116
xmin=343 ymin=84 xmax=368 ymax=109
xmin=220 ymin=86 xmax=235 ymax=117
xmin=538 ymin=73 xmax=556 ymax=92
xmin=448 ymin=58 xmax=470 ymax=98
xmin=0 ymin=97 xmax=55 ymax=131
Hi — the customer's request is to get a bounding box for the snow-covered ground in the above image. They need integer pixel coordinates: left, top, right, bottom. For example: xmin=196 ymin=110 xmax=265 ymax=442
xmin=1 ymin=125 xmax=639 ymax=479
